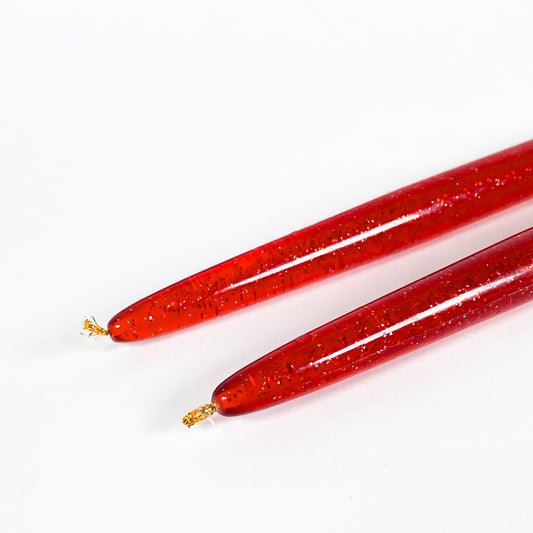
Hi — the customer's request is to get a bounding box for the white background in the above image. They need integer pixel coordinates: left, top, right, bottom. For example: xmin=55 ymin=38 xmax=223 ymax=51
xmin=1 ymin=1 xmax=533 ymax=532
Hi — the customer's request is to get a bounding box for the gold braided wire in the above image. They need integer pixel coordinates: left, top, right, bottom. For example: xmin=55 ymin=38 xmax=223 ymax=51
xmin=82 ymin=316 xmax=110 ymax=337
xmin=182 ymin=403 xmax=218 ymax=427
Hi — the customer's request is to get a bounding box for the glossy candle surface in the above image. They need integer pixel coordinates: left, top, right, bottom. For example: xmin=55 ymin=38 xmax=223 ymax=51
xmin=213 ymin=228 xmax=533 ymax=415
xmin=109 ymin=140 xmax=533 ymax=341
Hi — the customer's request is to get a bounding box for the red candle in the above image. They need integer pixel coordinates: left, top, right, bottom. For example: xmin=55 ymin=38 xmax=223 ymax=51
xmin=87 ymin=140 xmax=533 ymax=341
xmin=183 ymin=227 xmax=533 ymax=426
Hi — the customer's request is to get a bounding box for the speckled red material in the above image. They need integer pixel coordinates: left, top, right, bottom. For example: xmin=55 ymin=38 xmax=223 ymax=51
xmin=108 ymin=140 xmax=533 ymax=341
xmin=213 ymin=228 xmax=533 ymax=415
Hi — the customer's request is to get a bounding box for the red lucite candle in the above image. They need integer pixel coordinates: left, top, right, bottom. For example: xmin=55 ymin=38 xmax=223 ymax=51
xmin=209 ymin=227 xmax=533 ymax=418
xmin=109 ymin=140 xmax=533 ymax=341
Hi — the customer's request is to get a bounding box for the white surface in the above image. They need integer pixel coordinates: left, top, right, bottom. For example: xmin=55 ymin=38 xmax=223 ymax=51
xmin=1 ymin=2 xmax=533 ymax=532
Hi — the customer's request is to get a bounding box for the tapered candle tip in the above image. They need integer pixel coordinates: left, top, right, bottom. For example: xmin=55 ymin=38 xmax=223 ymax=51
xmin=82 ymin=316 xmax=110 ymax=337
xmin=182 ymin=403 xmax=218 ymax=427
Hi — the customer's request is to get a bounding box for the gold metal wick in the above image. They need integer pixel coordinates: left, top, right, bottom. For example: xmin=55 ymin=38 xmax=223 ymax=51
xmin=82 ymin=316 xmax=110 ymax=337
xmin=182 ymin=402 xmax=218 ymax=427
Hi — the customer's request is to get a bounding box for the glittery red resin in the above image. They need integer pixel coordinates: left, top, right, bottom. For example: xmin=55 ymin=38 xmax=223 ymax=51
xmin=213 ymin=228 xmax=533 ymax=415
xmin=109 ymin=140 xmax=533 ymax=341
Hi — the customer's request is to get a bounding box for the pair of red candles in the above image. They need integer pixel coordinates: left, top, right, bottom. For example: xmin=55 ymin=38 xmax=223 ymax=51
xmin=87 ymin=140 xmax=533 ymax=426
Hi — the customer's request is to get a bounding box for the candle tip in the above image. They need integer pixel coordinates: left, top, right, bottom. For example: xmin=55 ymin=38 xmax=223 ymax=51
xmin=182 ymin=403 xmax=218 ymax=427
xmin=82 ymin=316 xmax=110 ymax=337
